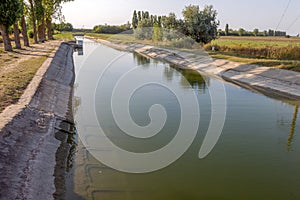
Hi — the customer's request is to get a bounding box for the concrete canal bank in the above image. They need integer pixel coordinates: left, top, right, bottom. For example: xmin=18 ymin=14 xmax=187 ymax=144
xmin=0 ymin=42 xmax=76 ymax=199
xmin=89 ymin=37 xmax=300 ymax=101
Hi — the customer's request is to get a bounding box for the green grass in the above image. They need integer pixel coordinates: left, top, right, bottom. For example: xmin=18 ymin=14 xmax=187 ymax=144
xmin=86 ymin=33 xmax=145 ymax=44
xmin=53 ymin=32 xmax=74 ymax=41
xmin=0 ymin=55 xmax=49 ymax=112
xmin=205 ymin=36 xmax=300 ymax=70
xmin=211 ymin=36 xmax=300 ymax=48
xmin=209 ymin=51 xmax=300 ymax=72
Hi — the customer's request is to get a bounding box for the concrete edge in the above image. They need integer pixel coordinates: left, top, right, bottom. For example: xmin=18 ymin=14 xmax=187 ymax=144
xmin=87 ymin=37 xmax=300 ymax=101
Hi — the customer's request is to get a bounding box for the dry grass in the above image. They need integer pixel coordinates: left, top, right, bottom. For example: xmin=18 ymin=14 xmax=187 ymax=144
xmin=205 ymin=36 xmax=300 ymax=71
xmin=0 ymin=56 xmax=48 ymax=112
xmin=0 ymin=40 xmax=60 ymax=112
xmin=209 ymin=52 xmax=300 ymax=72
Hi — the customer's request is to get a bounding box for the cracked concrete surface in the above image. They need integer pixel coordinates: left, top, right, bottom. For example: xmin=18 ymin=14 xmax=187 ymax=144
xmin=0 ymin=42 xmax=75 ymax=200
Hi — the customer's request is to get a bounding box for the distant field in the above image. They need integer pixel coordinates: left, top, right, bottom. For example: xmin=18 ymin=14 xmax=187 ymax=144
xmin=211 ymin=36 xmax=300 ymax=47
xmin=206 ymin=36 xmax=300 ymax=72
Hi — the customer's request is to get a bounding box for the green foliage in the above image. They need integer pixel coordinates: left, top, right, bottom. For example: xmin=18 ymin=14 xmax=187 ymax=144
xmin=34 ymin=0 xmax=44 ymax=22
xmin=162 ymin=13 xmax=178 ymax=29
xmin=205 ymin=42 xmax=300 ymax=60
xmin=152 ymin=24 xmax=163 ymax=41
xmin=170 ymin=37 xmax=196 ymax=48
xmin=134 ymin=18 xmax=153 ymax=39
xmin=0 ymin=0 xmax=22 ymax=27
xmin=132 ymin=5 xmax=219 ymax=44
xmin=28 ymin=30 xmax=34 ymax=38
xmin=53 ymin=22 xmax=73 ymax=31
xmin=162 ymin=29 xmax=181 ymax=41
xmin=93 ymin=24 xmax=131 ymax=34
xmin=132 ymin=10 xmax=138 ymax=29
xmin=53 ymin=32 xmax=73 ymax=40
xmin=182 ymin=5 xmax=219 ymax=44
xmin=238 ymin=28 xmax=245 ymax=36
xmin=253 ymin=28 xmax=259 ymax=36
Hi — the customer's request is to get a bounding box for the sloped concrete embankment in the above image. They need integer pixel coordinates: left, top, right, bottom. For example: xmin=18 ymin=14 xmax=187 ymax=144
xmin=0 ymin=43 xmax=75 ymax=199
xmin=90 ymin=38 xmax=300 ymax=100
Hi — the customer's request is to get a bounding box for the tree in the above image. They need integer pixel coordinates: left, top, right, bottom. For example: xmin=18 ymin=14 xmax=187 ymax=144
xmin=238 ymin=28 xmax=245 ymax=36
xmin=132 ymin=10 xmax=138 ymax=29
xmin=35 ymin=0 xmax=46 ymax=42
xmin=144 ymin=11 xmax=149 ymax=19
xmin=13 ymin=22 xmax=21 ymax=49
xmin=0 ymin=0 xmax=22 ymax=51
xmin=138 ymin=11 xmax=141 ymax=22
xmin=21 ymin=0 xmax=29 ymax=46
xmin=28 ymin=0 xmax=38 ymax=43
xmin=182 ymin=5 xmax=219 ymax=43
xmin=225 ymin=24 xmax=229 ymax=36
xmin=162 ymin=12 xmax=177 ymax=29
xmin=253 ymin=28 xmax=259 ymax=36
xmin=152 ymin=23 xmax=163 ymax=41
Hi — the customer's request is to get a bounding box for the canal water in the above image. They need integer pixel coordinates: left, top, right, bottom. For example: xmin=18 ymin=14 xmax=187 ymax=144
xmin=68 ymin=39 xmax=300 ymax=200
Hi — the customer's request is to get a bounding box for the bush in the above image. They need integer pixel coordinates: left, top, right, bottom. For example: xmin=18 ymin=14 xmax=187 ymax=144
xmin=134 ymin=28 xmax=153 ymax=40
xmin=28 ymin=30 xmax=34 ymax=39
xmin=170 ymin=37 xmax=196 ymax=48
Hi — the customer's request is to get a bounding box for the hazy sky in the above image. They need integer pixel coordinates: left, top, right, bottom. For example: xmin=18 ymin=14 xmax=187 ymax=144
xmin=61 ymin=0 xmax=300 ymax=35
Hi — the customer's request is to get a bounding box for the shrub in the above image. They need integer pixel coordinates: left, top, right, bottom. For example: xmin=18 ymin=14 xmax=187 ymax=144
xmin=28 ymin=30 xmax=34 ymax=39
xmin=170 ymin=37 xmax=196 ymax=48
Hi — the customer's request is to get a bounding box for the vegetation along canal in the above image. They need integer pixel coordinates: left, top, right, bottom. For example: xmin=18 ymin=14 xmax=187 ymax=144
xmin=67 ymin=39 xmax=300 ymax=200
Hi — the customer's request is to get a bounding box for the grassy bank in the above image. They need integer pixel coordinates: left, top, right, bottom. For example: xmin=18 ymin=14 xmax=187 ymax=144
xmin=0 ymin=39 xmax=59 ymax=113
xmin=0 ymin=55 xmax=49 ymax=112
xmin=0 ymin=32 xmax=73 ymax=113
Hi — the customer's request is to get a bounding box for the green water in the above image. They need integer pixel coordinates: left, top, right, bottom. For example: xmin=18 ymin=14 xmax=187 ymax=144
xmin=69 ymin=39 xmax=300 ymax=200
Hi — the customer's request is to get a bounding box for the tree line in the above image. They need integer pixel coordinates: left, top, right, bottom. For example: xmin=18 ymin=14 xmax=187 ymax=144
xmin=0 ymin=0 xmax=73 ymax=51
xmin=93 ymin=22 xmax=131 ymax=34
xmin=219 ymin=24 xmax=287 ymax=37
xmin=131 ymin=5 xmax=219 ymax=44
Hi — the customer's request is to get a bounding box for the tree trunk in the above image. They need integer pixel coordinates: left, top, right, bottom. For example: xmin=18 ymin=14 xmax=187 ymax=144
xmin=21 ymin=14 xmax=29 ymax=47
xmin=32 ymin=19 xmax=38 ymax=44
xmin=13 ymin=23 xmax=22 ymax=49
xmin=29 ymin=0 xmax=38 ymax=44
xmin=46 ymin=17 xmax=54 ymax=40
xmin=0 ymin=24 xmax=13 ymax=52
xmin=38 ymin=12 xmax=46 ymax=42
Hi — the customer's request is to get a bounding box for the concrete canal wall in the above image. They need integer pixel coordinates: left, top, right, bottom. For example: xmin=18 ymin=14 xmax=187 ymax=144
xmin=89 ymin=37 xmax=300 ymax=101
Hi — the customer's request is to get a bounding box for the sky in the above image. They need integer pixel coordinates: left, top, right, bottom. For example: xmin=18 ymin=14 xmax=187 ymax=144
xmin=61 ymin=0 xmax=300 ymax=35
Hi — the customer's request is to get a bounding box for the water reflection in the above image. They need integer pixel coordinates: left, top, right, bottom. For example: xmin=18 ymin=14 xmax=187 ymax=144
xmin=71 ymin=40 xmax=300 ymax=200
xmin=287 ymin=105 xmax=299 ymax=151
xmin=74 ymin=46 xmax=84 ymax=56
xmin=133 ymin=53 xmax=207 ymax=91
xmin=179 ymin=68 xmax=207 ymax=90
xmin=133 ymin=53 xmax=150 ymax=66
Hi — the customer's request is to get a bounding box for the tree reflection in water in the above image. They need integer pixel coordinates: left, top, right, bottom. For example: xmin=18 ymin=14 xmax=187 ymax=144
xmin=287 ymin=105 xmax=299 ymax=151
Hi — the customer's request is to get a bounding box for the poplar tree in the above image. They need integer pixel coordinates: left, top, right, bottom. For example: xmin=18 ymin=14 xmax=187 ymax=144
xmin=0 ymin=0 xmax=22 ymax=51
